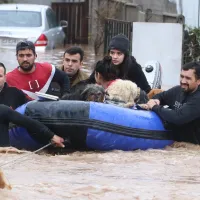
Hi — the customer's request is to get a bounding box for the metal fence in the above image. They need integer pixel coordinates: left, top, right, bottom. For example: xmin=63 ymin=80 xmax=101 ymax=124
xmin=104 ymin=18 xmax=132 ymax=54
xmin=52 ymin=0 xmax=89 ymax=44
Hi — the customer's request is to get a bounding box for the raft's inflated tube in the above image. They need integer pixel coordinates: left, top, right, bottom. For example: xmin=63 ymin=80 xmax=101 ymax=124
xmin=9 ymin=103 xmax=44 ymax=151
xmin=9 ymin=100 xmax=174 ymax=151
xmin=87 ymin=103 xmax=173 ymax=150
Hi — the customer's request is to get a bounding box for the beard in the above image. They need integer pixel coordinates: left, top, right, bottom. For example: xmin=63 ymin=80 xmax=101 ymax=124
xmin=19 ymin=62 xmax=34 ymax=72
xmin=180 ymin=83 xmax=196 ymax=93
xmin=181 ymin=83 xmax=189 ymax=92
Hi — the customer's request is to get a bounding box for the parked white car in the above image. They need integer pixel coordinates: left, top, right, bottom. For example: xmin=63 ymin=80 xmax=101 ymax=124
xmin=0 ymin=4 xmax=68 ymax=51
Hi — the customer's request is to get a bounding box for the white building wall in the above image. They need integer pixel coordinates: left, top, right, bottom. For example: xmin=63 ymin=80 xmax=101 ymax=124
xmin=132 ymin=22 xmax=183 ymax=89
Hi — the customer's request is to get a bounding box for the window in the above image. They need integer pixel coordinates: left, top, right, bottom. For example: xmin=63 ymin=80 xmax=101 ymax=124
xmin=0 ymin=11 xmax=41 ymax=27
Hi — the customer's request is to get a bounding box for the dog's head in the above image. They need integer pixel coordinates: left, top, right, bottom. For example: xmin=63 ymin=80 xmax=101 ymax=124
xmin=81 ymin=84 xmax=106 ymax=102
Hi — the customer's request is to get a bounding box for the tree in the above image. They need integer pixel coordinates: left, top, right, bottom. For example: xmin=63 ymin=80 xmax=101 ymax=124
xmin=183 ymin=27 xmax=200 ymax=64
xmin=92 ymin=0 xmax=121 ymax=55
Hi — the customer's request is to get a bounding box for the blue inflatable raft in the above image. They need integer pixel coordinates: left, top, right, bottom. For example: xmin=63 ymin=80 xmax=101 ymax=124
xmin=9 ymin=100 xmax=174 ymax=151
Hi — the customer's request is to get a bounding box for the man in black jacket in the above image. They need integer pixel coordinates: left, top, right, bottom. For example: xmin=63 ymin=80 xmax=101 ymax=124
xmin=0 ymin=63 xmax=30 ymax=109
xmin=0 ymin=104 xmax=65 ymax=147
xmin=147 ymin=61 xmax=200 ymax=144
xmin=0 ymin=63 xmax=65 ymax=148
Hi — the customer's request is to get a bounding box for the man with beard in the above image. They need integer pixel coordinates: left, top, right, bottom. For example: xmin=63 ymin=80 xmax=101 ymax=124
xmin=146 ymin=61 xmax=200 ymax=144
xmin=6 ymin=41 xmax=70 ymax=99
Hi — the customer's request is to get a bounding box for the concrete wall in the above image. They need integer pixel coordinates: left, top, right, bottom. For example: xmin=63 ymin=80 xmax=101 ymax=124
xmin=124 ymin=4 xmax=138 ymax=21
xmin=89 ymin=0 xmax=181 ymax=54
xmin=131 ymin=0 xmax=177 ymax=14
xmin=10 ymin=0 xmax=178 ymax=23
xmin=102 ymin=0 xmax=179 ymax=23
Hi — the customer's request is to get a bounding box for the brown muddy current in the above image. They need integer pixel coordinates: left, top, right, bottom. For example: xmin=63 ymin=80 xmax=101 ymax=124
xmin=0 ymin=46 xmax=200 ymax=200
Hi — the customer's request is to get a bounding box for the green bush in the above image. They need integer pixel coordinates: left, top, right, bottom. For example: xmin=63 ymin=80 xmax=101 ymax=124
xmin=183 ymin=27 xmax=200 ymax=64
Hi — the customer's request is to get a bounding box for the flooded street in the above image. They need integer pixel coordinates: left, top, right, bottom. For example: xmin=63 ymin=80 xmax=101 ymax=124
xmin=1 ymin=143 xmax=200 ymax=200
xmin=0 ymin=46 xmax=200 ymax=199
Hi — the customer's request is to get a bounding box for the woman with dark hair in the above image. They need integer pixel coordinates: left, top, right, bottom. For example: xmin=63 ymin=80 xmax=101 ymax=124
xmin=89 ymin=34 xmax=151 ymax=94
xmin=94 ymin=56 xmax=139 ymax=106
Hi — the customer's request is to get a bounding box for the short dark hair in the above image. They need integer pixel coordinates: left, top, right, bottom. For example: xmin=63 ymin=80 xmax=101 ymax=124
xmin=182 ymin=61 xmax=200 ymax=79
xmin=16 ymin=41 xmax=36 ymax=55
xmin=64 ymin=46 xmax=84 ymax=62
xmin=95 ymin=56 xmax=117 ymax=81
xmin=0 ymin=62 xmax=6 ymax=74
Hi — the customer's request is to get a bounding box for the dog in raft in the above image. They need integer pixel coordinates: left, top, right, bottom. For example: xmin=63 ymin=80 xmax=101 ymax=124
xmin=62 ymin=83 xmax=107 ymax=103
xmin=147 ymin=88 xmax=163 ymax=99
xmin=61 ymin=80 xmax=151 ymax=108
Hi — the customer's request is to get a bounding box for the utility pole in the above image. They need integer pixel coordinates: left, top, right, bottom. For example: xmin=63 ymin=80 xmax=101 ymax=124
xmin=179 ymin=0 xmax=183 ymax=15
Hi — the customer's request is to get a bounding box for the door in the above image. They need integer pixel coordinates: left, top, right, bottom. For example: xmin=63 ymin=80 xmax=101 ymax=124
xmin=52 ymin=1 xmax=89 ymax=44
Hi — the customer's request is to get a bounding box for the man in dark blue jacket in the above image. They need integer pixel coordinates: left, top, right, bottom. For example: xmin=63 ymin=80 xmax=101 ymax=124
xmin=147 ymin=61 xmax=200 ymax=144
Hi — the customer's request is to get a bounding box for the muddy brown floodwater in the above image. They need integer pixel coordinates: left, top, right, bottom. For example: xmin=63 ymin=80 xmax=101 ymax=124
xmin=1 ymin=143 xmax=200 ymax=200
xmin=0 ymin=46 xmax=200 ymax=200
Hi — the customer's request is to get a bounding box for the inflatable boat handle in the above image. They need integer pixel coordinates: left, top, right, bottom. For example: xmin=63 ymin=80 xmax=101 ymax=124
xmin=63 ymin=138 xmax=71 ymax=145
xmin=130 ymin=104 xmax=149 ymax=111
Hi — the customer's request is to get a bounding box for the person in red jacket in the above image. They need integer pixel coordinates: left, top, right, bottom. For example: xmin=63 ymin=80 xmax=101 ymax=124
xmin=6 ymin=41 xmax=70 ymax=99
